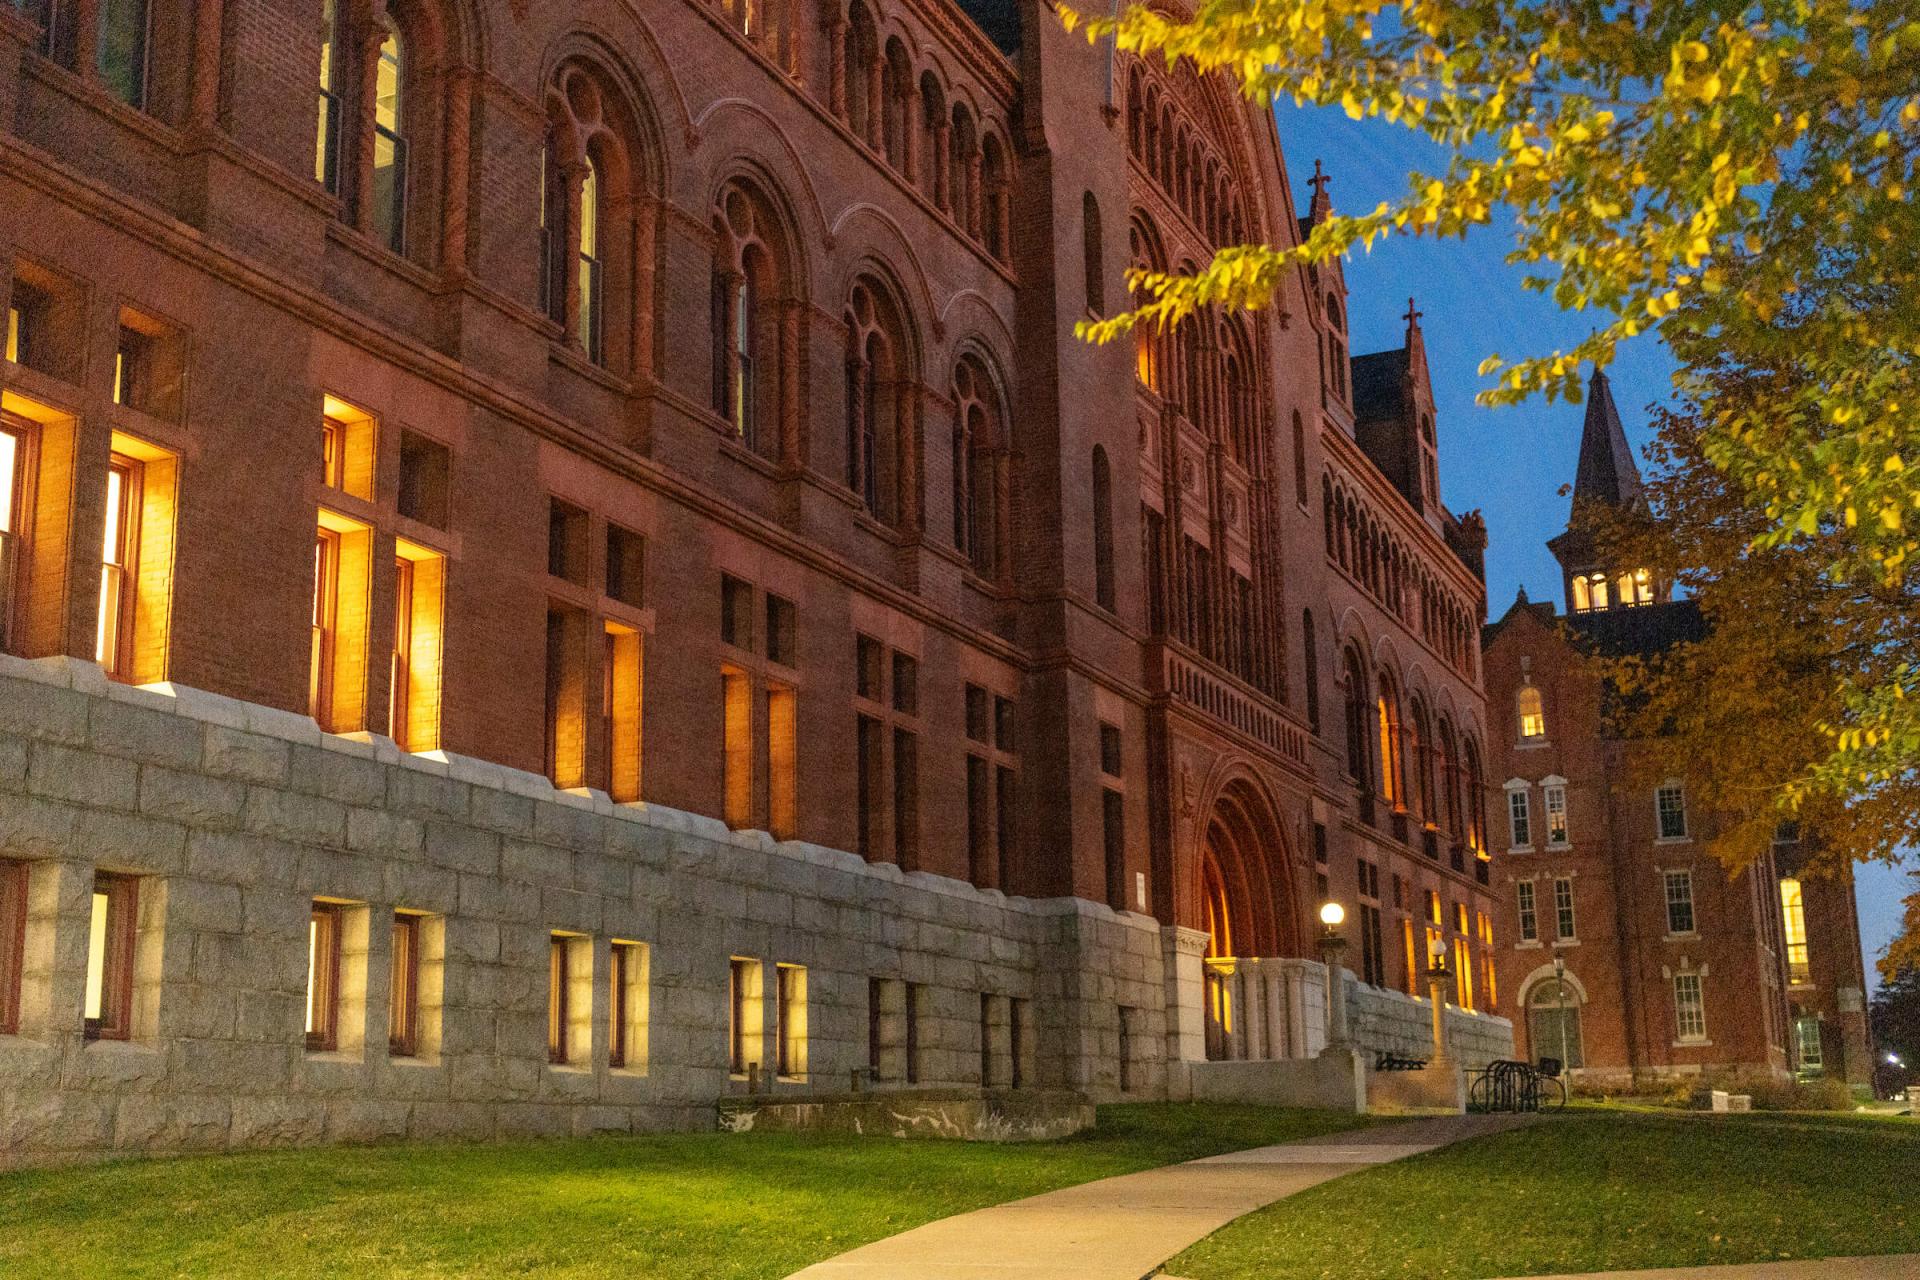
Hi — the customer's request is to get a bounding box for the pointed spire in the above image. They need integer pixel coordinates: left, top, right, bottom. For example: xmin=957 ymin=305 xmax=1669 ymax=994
xmin=1571 ymin=366 xmax=1644 ymax=508
xmin=1403 ymin=296 xmax=1425 ymax=365
xmin=1308 ymin=159 xmax=1333 ymax=225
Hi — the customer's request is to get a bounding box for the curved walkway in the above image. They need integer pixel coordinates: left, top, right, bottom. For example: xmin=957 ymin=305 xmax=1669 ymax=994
xmin=787 ymin=1113 xmax=1532 ymax=1280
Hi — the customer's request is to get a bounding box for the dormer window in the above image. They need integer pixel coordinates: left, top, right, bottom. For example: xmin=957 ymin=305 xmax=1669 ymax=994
xmin=1517 ymin=686 xmax=1546 ymax=741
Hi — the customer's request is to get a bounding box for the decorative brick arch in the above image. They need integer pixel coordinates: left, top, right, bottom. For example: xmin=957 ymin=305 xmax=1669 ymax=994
xmin=1183 ymin=765 xmax=1303 ymax=960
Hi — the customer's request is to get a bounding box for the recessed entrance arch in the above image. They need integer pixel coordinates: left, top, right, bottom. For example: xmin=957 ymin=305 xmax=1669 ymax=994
xmin=1192 ymin=773 xmax=1301 ymax=1060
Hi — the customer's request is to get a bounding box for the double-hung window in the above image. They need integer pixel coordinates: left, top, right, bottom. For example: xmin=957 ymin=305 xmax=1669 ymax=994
xmin=1507 ymin=786 xmax=1532 ymax=849
xmin=1656 ymin=782 xmax=1688 ymax=840
xmin=1664 ymin=870 xmax=1696 ymax=935
xmin=1516 ymin=881 xmax=1539 ymax=943
xmin=1673 ymin=972 xmax=1707 ymax=1042
xmin=1544 ymin=783 xmax=1569 ymax=846
xmin=1553 ymin=877 xmax=1577 ymax=942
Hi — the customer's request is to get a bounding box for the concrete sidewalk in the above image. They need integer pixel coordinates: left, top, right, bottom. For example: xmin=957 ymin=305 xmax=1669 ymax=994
xmin=786 ymin=1113 xmax=1530 ymax=1280
xmin=1488 ymin=1259 xmax=1920 ymax=1280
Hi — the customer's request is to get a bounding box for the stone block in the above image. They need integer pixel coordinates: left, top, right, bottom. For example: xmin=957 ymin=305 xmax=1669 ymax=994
xmin=245 ymin=787 xmax=348 ymax=847
xmin=113 ymin=1095 xmax=233 ymax=1150
xmin=469 ymin=787 xmax=534 ymax=837
xmin=230 ymin=1097 xmax=326 ymax=1146
xmin=141 ymin=765 xmax=248 ymax=827
xmin=326 ymin=1097 xmax=412 ymax=1142
xmin=0 ymin=678 xmax=91 ymax=747
xmin=495 ymin=1103 xmax=572 ymax=1139
xmin=89 ymin=700 xmax=204 ymax=770
xmin=72 ymin=804 xmax=188 ymax=872
xmin=383 ymin=861 xmax=457 ymax=912
xmin=0 ymin=731 xmax=27 ymax=789
xmin=28 ymin=741 xmax=139 ymax=809
xmin=288 ymin=745 xmax=390 ymax=807
xmin=204 ymin=726 xmax=291 ymax=785
xmin=297 ymin=847 xmax=383 ymax=902
xmin=162 ymin=878 xmax=244 ymax=934
xmin=348 ymin=806 xmax=427 ymax=856
xmin=187 ymin=830 xmax=296 ymax=888
xmin=387 ymin=769 xmax=470 ymax=822
xmin=424 ymin=821 xmax=500 ymax=875
xmin=502 ymin=838 xmax=571 ymax=887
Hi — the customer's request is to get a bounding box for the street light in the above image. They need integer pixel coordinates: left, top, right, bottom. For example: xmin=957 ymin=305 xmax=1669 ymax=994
xmin=1319 ymin=900 xmax=1346 ymax=936
xmin=1317 ymin=901 xmax=1350 ymax=1050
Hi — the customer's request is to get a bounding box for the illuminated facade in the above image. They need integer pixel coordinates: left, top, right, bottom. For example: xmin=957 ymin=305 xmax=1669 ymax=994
xmin=0 ymin=0 xmax=1506 ymax=1164
xmin=1484 ymin=373 xmax=1871 ymax=1086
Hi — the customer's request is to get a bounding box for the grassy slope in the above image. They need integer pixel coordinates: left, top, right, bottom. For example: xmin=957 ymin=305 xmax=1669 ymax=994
xmin=0 ymin=1104 xmax=1365 ymax=1280
xmin=1168 ymin=1110 xmax=1920 ymax=1280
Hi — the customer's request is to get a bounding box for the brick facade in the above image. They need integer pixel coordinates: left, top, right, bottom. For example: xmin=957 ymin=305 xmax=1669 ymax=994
xmin=0 ymin=0 xmax=1506 ymax=1163
xmin=1483 ymin=376 xmax=1871 ymax=1089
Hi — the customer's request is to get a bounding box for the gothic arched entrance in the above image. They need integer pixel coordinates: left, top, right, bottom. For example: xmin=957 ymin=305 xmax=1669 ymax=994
xmin=1193 ymin=774 xmax=1300 ymax=1060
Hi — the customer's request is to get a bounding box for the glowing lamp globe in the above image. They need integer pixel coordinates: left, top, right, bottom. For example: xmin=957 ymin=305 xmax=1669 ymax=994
xmin=1318 ymin=901 xmax=1345 ymax=929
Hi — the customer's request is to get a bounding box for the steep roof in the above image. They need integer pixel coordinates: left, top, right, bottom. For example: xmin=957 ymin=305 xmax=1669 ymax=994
xmin=1572 ymin=368 xmax=1644 ymax=509
xmin=954 ymin=0 xmax=1021 ymax=55
xmin=1484 ymin=593 xmax=1705 ymax=661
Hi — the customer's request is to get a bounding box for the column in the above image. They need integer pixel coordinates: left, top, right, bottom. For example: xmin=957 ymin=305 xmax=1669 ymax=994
xmin=188 ymin=0 xmax=226 ymax=126
xmin=826 ymin=12 xmax=847 ymax=120
xmin=717 ymin=269 xmax=743 ymax=432
xmin=632 ymin=199 xmax=657 ymax=383
xmin=779 ymin=301 xmax=803 ymax=465
xmin=1264 ymin=962 xmax=1289 ymax=1057
xmin=351 ymin=21 xmax=384 ymax=234
xmin=932 ymin=121 xmax=951 ymax=212
xmin=902 ymin=83 xmax=921 ymax=184
xmin=440 ymin=68 xmax=473 ymax=278
xmin=559 ymin=158 xmax=586 ymax=347
xmin=865 ymin=52 xmax=882 ymax=149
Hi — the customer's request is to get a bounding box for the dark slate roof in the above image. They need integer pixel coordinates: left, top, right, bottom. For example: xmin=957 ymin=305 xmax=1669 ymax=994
xmin=955 ymin=0 xmax=1021 ymax=55
xmin=1564 ymin=598 xmax=1705 ymax=658
xmin=1350 ymin=348 xmax=1406 ymax=424
xmin=1572 ymin=369 xmax=1644 ymax=508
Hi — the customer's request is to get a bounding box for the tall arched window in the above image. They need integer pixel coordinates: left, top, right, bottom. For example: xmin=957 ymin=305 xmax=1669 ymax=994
xmin=1518 ymin=686 xmax=1546 ymax=741
xmin=1092 ymin=445 xmax=1115 ymax=610
xmin=540 ymin=60 xmax=648 ymax=374
xmin=1410 ymin=698 xmax=1435 ymax=823
xmin=843 ymin=3 xmax=879 ymax=145
xmin=845 ymin=280 xmax=915 ymax=527
xmin=1463 ymin=736 xmax=1487 ymax=852
xmin=950 ymin=106 xmax=980 ymax=238
xmin=317 ymin=0 xmax=342 ymax=191
xmin=1082 ymin=192 xmax=1105 ymax=315
xmin=369 ymin=18 xmax=408 ymax=253
xmin=1325 ymin=293 xmax=1347 ymax=399
xmin=98 ymin=0 xmax=151 ymax=106
xmin=1341 ymin=648 xmax=1370 ymax=789
xmin=951 ymin=353 xmax=1009 ymax=577
xmin=982 ymin=135 xmax=1011 ymax=260
xmin=1292 ymin=411 xmax=1308 ymax=505
xmin=1376 ymin=669 xmax=1405 ymax=809
xmin=1438 ymin=716 xmax=1461 ymax=836
xmin=711 ymin=179 xmax=797 ymax=461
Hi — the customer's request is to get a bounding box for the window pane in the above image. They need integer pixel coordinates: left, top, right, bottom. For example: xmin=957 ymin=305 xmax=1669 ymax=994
xmin=84 ymin=890 xmax=110 ymax=1020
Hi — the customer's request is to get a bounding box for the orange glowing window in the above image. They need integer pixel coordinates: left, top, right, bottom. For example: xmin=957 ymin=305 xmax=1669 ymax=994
xmin=391 ymin=540 xmax=445 ymax=754
xmin=96 ymin=457 xmax=136 ymax=674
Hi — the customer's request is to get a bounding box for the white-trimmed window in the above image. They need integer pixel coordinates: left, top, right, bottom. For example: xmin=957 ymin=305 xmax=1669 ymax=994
xmin=1506 ymin=783 xmax=1532 ymax=849
xmin=1544 ymin=782 xmax=1569 ymax=846
xmin=1780 ymin=878 xmax=1811 ymax=983
xmin=1655 ymin=782 xmax=1688 ymax=841
xmin=1516 ymin=880 xmax=1538 ymax=943
xmin=1553 ymin=876 xmax=1576 ymax=942
xmin=1673 ymin=972 xmax=1707 ymax=1042
xmin=1664 ymin=870 xmax=1696 ymax=935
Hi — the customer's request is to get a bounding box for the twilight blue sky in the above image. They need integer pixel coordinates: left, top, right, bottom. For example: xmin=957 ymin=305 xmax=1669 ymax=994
xmin=1270 ymin=103 xmax=1909 ymax=988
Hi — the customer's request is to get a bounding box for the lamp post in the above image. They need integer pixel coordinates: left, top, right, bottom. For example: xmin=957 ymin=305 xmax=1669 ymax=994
xmin=1318 ymin=901 xmax=1350 ymax=1051
xmin=1425 ymin=935 xmax=1452 ymax=1065
xmin=1553 ymin=955 xmax=1570 ymax=1070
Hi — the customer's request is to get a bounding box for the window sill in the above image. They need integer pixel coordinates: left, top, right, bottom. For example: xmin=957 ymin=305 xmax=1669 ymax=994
xmin=1674 ymin=1038 xmax=1713 ymax=1048
xmin=1664 ymin=932 xmax=1699 ymax=943
xmin=1515 ymin=940 xmax=1543 ymax=949
xmin=608 ymin=1065 xmax=651 ymax=1080
xmin=386 ymin=1054 xmax=442 ymax=1070
xmin=1546 ymin=840 xmax=1572 ymax=852
xmin=1507 ymin=845 xmax=1534 ymax=856
xmin=303 ymin=1048 xmax=364 ymax=1065
xmin=1654 ymin=835 xmax=1692 ymax=847
xmin=1515 ymin=739 xmax=1550 ymax=750
xmin=546 ymin=1061 xmax=592 ymax=1076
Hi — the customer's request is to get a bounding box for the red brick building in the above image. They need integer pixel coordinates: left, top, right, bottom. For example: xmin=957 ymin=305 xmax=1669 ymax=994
xmin=1484 ymin=372 xmax=1871 ymax=1088
xmin=0 ymin=0 xmax=1507 ymax=1160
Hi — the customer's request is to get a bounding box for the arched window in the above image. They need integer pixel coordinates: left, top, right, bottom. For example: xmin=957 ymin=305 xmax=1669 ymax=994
xmin=1082 ymin=192 xmax=1105 ymax=315
xmin=1437 ymin=716 xmax=1461 ymax=836
xmin=1376 ymin=669 xmax=1405 ymax=809
xmin=950 ymin=106 xmax=980 ymax=238
xmin=1518 ymin=686 xmax=1546 ymax=741
xmin=1092 ymin=445 xmax=1115 ymax=610
xmin=1301 ymin=609 xmax=1320 ymax=732
xmin=843 ymin=3 xmax=880 ymax=146
xmin=845 ymin=280 xmax=915 ymax=527
xmin=98 ymin=0 xmax=151 ymax=106
xmin=317 ymin=0 xmax=342 ymax=191
xmin=1409 ymin=698 xmax=1435 ymax=823
xmin=1341 ymin=648 xmax=1370 ymax=789
xmin=1325 ymin=293 xmax=1347 ymax=399
xmin=369 ymin=18 xmax=407 ymax=253
xmin=919 ymin=73 xmax=948 ymax=207
xmin=951 ymin=355 xmax=1004 ymax=574
xmin=1129 ymin=221 xmax=1161 ymax=391
xmin=1463 ymin=736 xmax=1487 ymax=853
xmin=982 ymin=135 xmax=1011 ymax=260
xmin=541 ymin=60 xmax=649 ymax=374
xmin=711 ymin=179 xmax=797 ymax=461
xmin=881 ymin=40 xmax=912 ymax=172
xmin=1126 ymin=68 xmax=1144 ymax=157
xmin=1292 ymin=411 xmax=1309 ymax=505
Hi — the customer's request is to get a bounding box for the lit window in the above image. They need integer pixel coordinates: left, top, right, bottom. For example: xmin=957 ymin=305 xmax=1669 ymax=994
xmin=548 ymin=933 xmax=588 ymax=1066
xmin=388 ymin=912 xmax=419 ymax=1057
xmin=1780 ymin=878 xmax=1810 ymax=983
xmin=97 ymin=0 xmax=150 ymax=107
xmin=577 ymin=154 xmax=603 ymax=364
xmin=1554 ymin=876 xmax=1576 ymax=941
xmin=316 ymin=0 xmax=341 ymax=190
xmin=1507 ymin=786 xmax=1532 ymax=849
xmin=1632 ymin=567 xmax=1653 ymax=604
xmin=602 ymin=621 xmax=643 ymax=803
xmin=391 ymin=542 xmax=446 ymax=754
xmin=1673 ymin=972 xmax=1707 ymax=1042
xmin=722 ymin=668 xmax=753 ymax=828
xmin=729 ymin=956 xmax=763 ymax=1077
xmin=0 ymin=858 xmax=27 ymax=1036
xmin=96 ymin=458 xmax=135 ymax=674
xmin=1544 ymin=784 xmax=1569 ymax=846
xmin=609 ymin=940 xmax=648 ymax=1072
xmin=0 ymin=419 xmax=23 ymax=648
xmin=1795 ymin=1015 xmax=1823 ymax=1071
xmin=1517 ymin=686 xmax=1546 ymax=740
xmin=1664 ymin=870 xmax=1696 ymax=935
xmin=306 ymin=901 xmax=342 ymax=1051
xmin=85 ymin=874 xmax=139 ymax=1040
xmin=768 ymin=683 xmax=796 ymax=839
xmin=776 ymin=963 xmax=808 ymax=1080
xmin=1516 ymin=880 xmax=1538 ymax=942
xmin=1656 ymin=782 xmax=1688 ymax=840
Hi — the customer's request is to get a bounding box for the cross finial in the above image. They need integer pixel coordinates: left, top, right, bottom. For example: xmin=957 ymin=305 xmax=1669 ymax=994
xmin=1309 ymin=159 xmax=1331 ymax=198
xmin=1404 ymin=296 xmax=1423 ymax=328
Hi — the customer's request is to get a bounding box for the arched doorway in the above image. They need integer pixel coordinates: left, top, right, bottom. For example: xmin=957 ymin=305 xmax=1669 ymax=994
xmin=1193 ymin=775 xmax=1298 ymax=1061
xmin=1527 ymin=975 xmax=1584 ymax=1069
xmin=1200 ymin=849 xmax=1234 ymax=1060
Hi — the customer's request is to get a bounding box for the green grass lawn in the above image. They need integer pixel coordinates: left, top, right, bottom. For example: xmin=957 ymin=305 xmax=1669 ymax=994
xmin=0 ymin=1103 xmax=1364 ymax=1280
xmin=1167 ymin=1109 xmax=1920 ymax=1280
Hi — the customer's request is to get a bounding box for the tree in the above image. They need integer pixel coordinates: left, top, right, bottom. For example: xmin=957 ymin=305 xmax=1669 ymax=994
xmin=1064 ymin=0 xmax=1920 ymax=786
xmin=1580 ymin=295 xmax=1919 ymax=975
xmin=1869 ymin=958 xmax=1920 ymax=1093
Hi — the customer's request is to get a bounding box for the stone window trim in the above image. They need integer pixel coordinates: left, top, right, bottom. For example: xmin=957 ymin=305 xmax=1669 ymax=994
xmin=607 ymin=938 xmax=650 ymax=1075
xmin=1541 ymin=776 xmax=1570 ymax=848
xmin=1657 ymin=865 xmax=1699 ymax=939
xmin=1654 ymin=779 xmax=1690 ymax=843
xmin=1503 ymin=777 xmax=1533 ymax=853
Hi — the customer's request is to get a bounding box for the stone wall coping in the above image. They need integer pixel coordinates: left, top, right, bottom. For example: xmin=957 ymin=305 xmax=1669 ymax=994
xmin=0 ymin=654 xmax=1164 ymax=938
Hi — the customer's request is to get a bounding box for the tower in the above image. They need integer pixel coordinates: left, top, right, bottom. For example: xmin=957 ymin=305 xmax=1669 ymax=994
xmin=1545 ymin=368 xmax=1670 ymax=613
